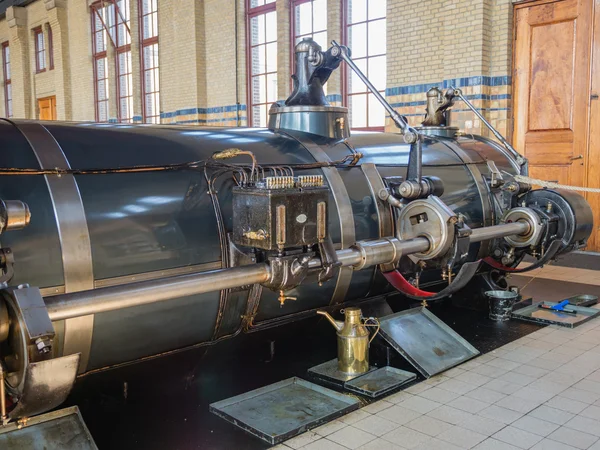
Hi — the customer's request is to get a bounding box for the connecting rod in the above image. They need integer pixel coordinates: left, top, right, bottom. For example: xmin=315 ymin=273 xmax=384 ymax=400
xmin=44 ymin=221 xmax=529 ymax=321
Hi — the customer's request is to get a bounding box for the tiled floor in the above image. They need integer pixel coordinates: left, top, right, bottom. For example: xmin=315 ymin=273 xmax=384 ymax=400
xmin=274 ymin=264 xmax=600 ymax=450
xmin=512 ymin=263 xmax=600 ymax=287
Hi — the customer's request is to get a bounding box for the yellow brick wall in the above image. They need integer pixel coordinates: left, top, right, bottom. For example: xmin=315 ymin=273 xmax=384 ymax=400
xmin=0 ymin=0 xmax=516 ymax=135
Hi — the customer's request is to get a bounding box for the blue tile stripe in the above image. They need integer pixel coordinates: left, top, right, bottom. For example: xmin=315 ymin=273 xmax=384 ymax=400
xmin=385 ymin=76 xmax=511 ymax=97
xmin=389 ymin=93 xmax=511 ymax=109
xmin=160 ymin=104 xmax=247 ymax=119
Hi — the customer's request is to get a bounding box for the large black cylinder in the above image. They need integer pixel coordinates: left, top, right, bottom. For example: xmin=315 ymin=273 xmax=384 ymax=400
xmin=0 ymin=119 xmax=520 ymax=373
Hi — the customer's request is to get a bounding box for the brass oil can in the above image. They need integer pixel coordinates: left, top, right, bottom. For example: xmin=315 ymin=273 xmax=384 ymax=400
xmin=317 ymin=307 xmax=379 ymax=375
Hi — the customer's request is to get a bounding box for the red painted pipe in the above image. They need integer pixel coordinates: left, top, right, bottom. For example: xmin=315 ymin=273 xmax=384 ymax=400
xmin=382 ymin=270 xmax=435 ymax=297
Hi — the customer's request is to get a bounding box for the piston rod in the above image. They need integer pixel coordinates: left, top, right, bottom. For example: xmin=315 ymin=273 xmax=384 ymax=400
xmin=44 ymin=222 xmax=530 ymax=321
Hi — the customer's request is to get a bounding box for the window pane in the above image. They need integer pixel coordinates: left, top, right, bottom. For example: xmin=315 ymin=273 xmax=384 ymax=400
xmin=313 ymin=31 xmax=327 ymax=48
xmin=265 ymin=42 xmax=277 ymax=73
xmin=252 ymin=75 xmax=266 ymax=104
xmin=313 ymin=0 xmax=327 ymax=32
xmin=251 ymin=15 xmax=266 ymax=45
xmin=266 ymin=73 xmax=277 ymax=103
xmin=350 ymin=94 xmax=367 ymax=128
xmin=368 ymin=93 xmax=385 ymax=127
xmin=348 ymin=23 xmax=367 ymax=58
xmin=368 ymin=19 xmax=386 ymax=55
xmin=368 ymin=55 xmax=386 ymax=91
xmin=265 ymin=11 xmax=277 ymax=42
xmin=348 ymin=0 xmax=367 ymax=24
xmin=368 ymin=0 xmax=386 ymax=20
xmin=252 ymin=105 xmax=262 ymax=126
xmin=295 ymin=3 xmax=312 ymax=36
xmin=349 ymin=57 xmax=367 ymax=94
xmin=251 ymin=45 xmax=265 ymax=75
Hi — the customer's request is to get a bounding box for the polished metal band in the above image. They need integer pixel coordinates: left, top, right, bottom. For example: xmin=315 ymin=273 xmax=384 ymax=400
xmin=360 ymin=163 xmax=396 ymax=271
xmin=11 ymin=121 xmax=95 ymax=373
xmin=284 ymin=131 xmax=355 ymax=305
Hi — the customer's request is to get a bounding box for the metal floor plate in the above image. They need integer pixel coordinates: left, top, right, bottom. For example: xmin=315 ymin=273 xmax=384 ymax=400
xmin=308 ymin=358 xmax=377 ymax=386
xmin=209 ymin=377 xmax=359 ymax=445
xmin=511 ymin=301 xmax=600 ymax=328
xmin=0 ymin=406 xmax=97 ymax=450
xmin=345 ymin=366 xmax=416 ymax=398
xmin=378 ymin=307 xmax=480 ymax=378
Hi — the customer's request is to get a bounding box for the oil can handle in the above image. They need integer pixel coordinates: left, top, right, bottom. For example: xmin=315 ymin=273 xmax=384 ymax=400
xmin=363 ymin=317 xmax=380 ymax=344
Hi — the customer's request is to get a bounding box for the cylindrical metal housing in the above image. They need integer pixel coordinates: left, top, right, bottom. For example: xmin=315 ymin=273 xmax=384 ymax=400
xmin=0 ymin=119 xmax=522 ymax=373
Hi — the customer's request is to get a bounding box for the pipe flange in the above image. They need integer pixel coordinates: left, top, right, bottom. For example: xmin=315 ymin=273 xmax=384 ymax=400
xmin=502 ymin=207 xmax=541 ymax=248
xmin=397 ymin=196 xmax=455 ymax=261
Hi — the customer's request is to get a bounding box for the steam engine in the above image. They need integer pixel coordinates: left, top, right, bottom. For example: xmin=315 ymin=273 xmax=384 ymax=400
xmin=0 ymin=38 xmax=593 ymax=423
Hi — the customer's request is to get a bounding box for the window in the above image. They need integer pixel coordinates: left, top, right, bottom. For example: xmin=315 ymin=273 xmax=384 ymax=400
xmin=92 ymin=3 xmax=111 ymax=121
xmin=47 ymin=24 xmax=54 ymax=70
xmin=291 ymin=0 xmax=327 ymax=47
xmin=34 ymin=27 xmax=46 ymax=73
xmin=115 ymin=0 xmax=133 ymax=123
xmin=91 ymin=0 xmax=133 ymax=123
xmin=139 ymin=0 xmax=160 ymax=123
xmin=343 ymin=0 xmax=386 ymax=130
xmin=247 ymin=0 xmax=277 ymax=127
xmin=2 ymin=42 xmax=12 ymax=118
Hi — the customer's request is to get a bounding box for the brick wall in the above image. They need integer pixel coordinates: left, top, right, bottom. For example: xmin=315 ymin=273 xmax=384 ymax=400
xmin=0 ymin=0 xmax=516 ymax=136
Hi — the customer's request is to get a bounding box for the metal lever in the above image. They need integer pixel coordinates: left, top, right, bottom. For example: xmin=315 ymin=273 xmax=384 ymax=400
xmin=331 ymin=40 xmax=423 ymax=185
xmin=331 ymin=40 xmax=417 ymax=144
xmin=451 ymin=87 xmax=526 ymax=166
xmin=570 ymin=155 xmax=583 ymax=161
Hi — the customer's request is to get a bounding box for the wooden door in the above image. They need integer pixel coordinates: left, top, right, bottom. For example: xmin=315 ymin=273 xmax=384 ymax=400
xmin=513 ymin=0 xmax=593 ymax=188
xmin=586 ymin=0 xmax=600 ymax=251
xmin=38 ymin=96 xmax=56 ymax=121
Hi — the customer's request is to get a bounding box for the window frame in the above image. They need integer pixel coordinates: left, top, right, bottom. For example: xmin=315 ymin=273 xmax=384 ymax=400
xmin=114 ymin=0 xmax=133 ymax=123
xmin=139 ymin=0 xmax=160 ymax=124
xmin=341 ymin=0 xmax=387 ymax=131
xmin=2 ymin=42 xmax=12 ymax=118
xmin=91 ymin=3 xmax=110 ymax=122
xmin=47 ymin=24 xmax=54 ymax=70
xmin=245 ymin=0 xmax=277 ymax=127
xmin=34 ymin=26 xmax=46 ymax=74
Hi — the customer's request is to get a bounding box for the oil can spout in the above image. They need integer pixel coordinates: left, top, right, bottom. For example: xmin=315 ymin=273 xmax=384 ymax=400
xmin=317 ymin=310 xmax=343 ymax=332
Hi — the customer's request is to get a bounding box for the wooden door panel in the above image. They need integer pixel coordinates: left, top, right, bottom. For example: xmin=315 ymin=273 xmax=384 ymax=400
xmin=529 ymin=20 xmax=575 ymax=131
xmin=38 ymin=96 xmax=57 ymax=121
xmin=529 ymin=165 xmax=570 ymax=185
xmin=585 ymin=0 xmax=600 ymax=251
xmin=514 ymin=0 xmax=592 ymax=190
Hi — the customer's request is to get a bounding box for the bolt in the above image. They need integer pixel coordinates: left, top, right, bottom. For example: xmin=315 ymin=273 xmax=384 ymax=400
xmin=35 ymin=337 xmax=52 ymax=355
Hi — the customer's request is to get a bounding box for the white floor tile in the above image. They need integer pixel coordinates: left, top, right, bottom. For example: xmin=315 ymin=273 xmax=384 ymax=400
xmin=511 ymin=415 xmax=560 ymax=437
xmin=328 ymin=426 xmax=376 ymax=450
xmin=397 ymin=395 xmax=441 ymax=414
xmin=437 ymin=425 xmax=487 ymax=448
xmin=353 ymin=415 xmax=400 ymax=437
xmin=381 ymin=426 xmax=431 ymax=449
xmin=358 ymin=437 xmax=406 ymax=450
xmin=528 ymin=406 xmax=575 ymax=425
xmin=564 ymin=415 xmax=600 ymax=437
xmin=405 ymin=415 xmax=453 ymax=437
xmin=492 ymin=425 xmax=543 ymax=449
xmin=547 ymin=426 xmax=599 ymax=449
xmin=479 ymin=405 xmax=524 ymax=425
xmin=418 ymin=386 xmax=461 ymax=404
xmin=474 ymin=438 xmax=522 ymax=450
xmin=545 ymin=396 xmax=588 ymax=415
xmin=460 ymin=415 xmax=506 ymax=436
xmin=302 ymin=438 xmax=349 ymax=450
xmin=376 ymin=405 xmax=422 ymax=426
xmin=313 ymin=420 xmax=347 ymax=437
xmin=426 ymin=405 xmax=474 ymax=425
